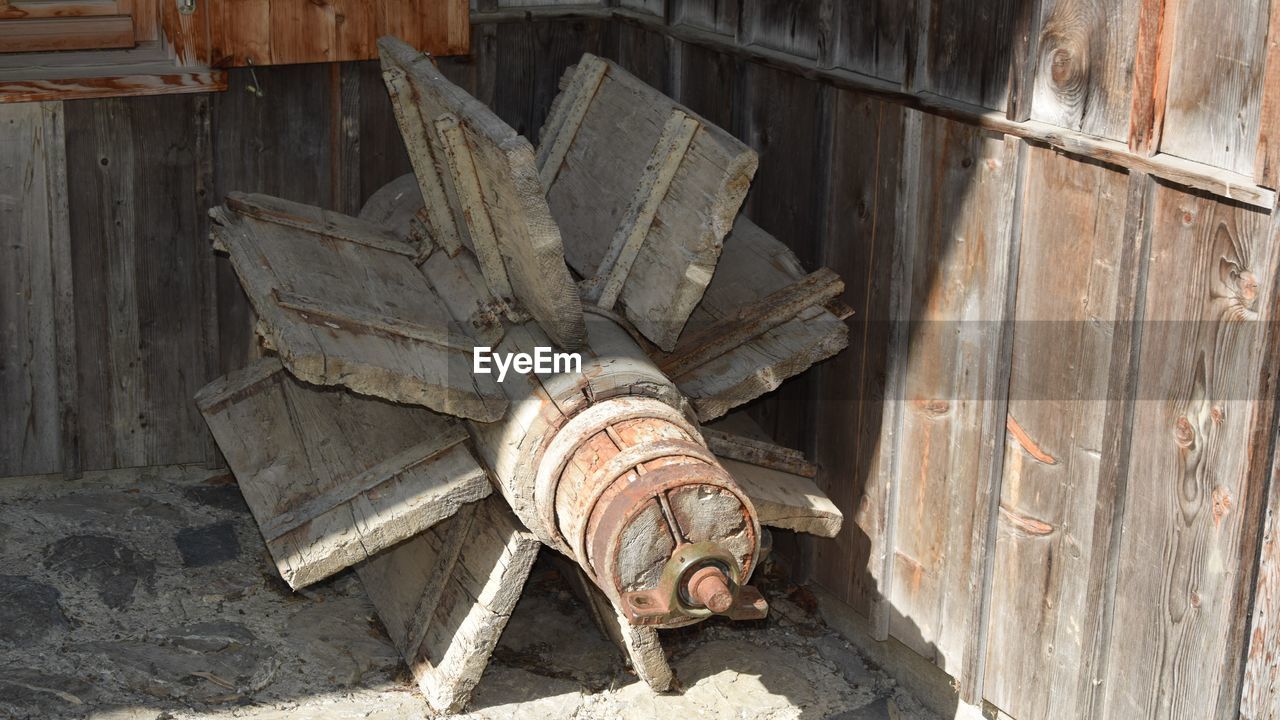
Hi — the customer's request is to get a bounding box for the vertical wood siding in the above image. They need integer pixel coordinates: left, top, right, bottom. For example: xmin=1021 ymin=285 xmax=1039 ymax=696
xmin=601 ymin=5 xmax=1280 ymax=717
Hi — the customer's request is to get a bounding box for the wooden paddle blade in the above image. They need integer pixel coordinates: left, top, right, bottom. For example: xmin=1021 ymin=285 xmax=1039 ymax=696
xmin=658 ymin=216 xmax=850 ymax=422
xmin=379 ymin=36 xmax=587 ymax=350
xmin=210 ymin=192 xmax=508 ymax=422
xmin=540 ymin=54 xmax=758 ymax=350
xmin=704 ymin=412 xmax=844 ymax=538
xmin=356 ymin=495 xmax=541 ymax=713
xmin=195 ymin=358 xmax=493 ymax=589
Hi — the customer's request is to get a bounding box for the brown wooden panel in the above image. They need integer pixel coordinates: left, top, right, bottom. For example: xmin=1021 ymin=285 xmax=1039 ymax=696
xmin=1101 ymin=183 xmax=1277 ymax=720
xmin=981 ymin=145 xmax=1130 ymax=719
xmin=0 ymin=71 xmax=226 ymax=104
xmin=211 ymin=0 xmax=468 ymax=66
xmin=0 ymin=15 xmax=134 ymax=52
xmin=64 ymin=93 xmax=215 ymax=470
xmin=1127 ymin=0 xmax=1176 ymax=155
xmin=812 ymin=89 xmax=905 ymax=618
xmin=1254 ymin=1 xmax=1280 ymax=188
xmin=159 ymin=0 xmax=211 ymax=66
xmin=1026 ymin=0 xmax=1139 ymax=141
xmin=268 ymin=0 xmax=335 ymax=64
xmin=884 ymin=113 xmax=1019 ymax=688
xmin=211 ymin=0 xmax=270 ymax=66
xmin=1160 ymin=0 xmax=1270 ymax=173
xmin=0 ymin=1 xmax=121 ymax=19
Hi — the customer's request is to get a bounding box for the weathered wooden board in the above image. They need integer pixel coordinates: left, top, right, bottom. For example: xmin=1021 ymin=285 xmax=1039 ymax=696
xmin=1101 ymin=182 xmax=1276 ymax=720
xmin=1243 ymin=443 xmax=1280 ymax=720
xmin=721 ymin=457 xmax=842 ymax=537
xmin=1026 ymin=0 xmax=1140 ymax=141
xmin=380 ymin=36 xmax=587 ymax=350
xmin=733 ymin=62 xmax=829 ymax=450
xmin=357 ymin=495 xmax=540 ymax=713
xmin=811 ymin=89 xmax=906 ymax=621
xmin=884 ymin=114 xmax=1020 ymax=689
xmin=1159 ymin=0 xmax=1270 ymax=174
xmin=670 ymin=0 xmax=738 ymax=36
xmin=197 ymin=357 xmax=490 ymax=589
xmin=829 ymin=0 xmax=913 ymax=84
xmin=661 ymin=216 xmax=847 ymax=422
xmin=671 ymin=40 xmax=736 ymax=132
xmin=65 ymin=92 xmax=217 ymax=472
xmin=360 ymin=173 xmax=509 ymax=347
xmin=210 ymin=191 xmax=508 ymax=421
xmin=1127 ymin=0 xmax=1179 ymax=155
xmin=0 ymin=101 xmax=75 ymax=478
xmin=702 ymin=412 xmax=841 ymax=537
xmin=209 ymin=0 xmax=470 ymax=66
xmin=980 ymin=145 xmax=1130 ymax=720
xmin=352 ymin=61 xmax=416 ymax=210
xmin=478 ymin=19 xmax=608 ymax=143
xmin=539 ymin=53 xmax=757 ymax=350
xmin=1256 ymin=1 xmax=1280 ymax=188
xmin=917 ymin=0 xmax=1019 ymax=108
xmin=739 ymin=0 xmax=822 ymax=61
xmin=604 ymin=22 xmax=669 ymax=91
xmin=736 ymin=62 xmax=825 ymax=270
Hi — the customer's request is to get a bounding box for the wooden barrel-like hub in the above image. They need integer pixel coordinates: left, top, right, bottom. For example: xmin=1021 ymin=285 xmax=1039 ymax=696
xmin=535 ymin=395 xmax=762 ymax=627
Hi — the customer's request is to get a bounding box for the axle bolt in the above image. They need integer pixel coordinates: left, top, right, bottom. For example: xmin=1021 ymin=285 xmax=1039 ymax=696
xmin=687 ymin=566 xmax=734 ymax=613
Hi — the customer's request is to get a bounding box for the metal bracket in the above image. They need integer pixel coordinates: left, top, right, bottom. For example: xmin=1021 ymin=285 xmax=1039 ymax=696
xmin=620 ymin=541 xmax=769 ymax=626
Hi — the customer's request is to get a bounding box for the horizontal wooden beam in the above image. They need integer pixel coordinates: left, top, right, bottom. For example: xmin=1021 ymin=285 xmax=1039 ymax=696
xmin=472 ymin=4 xmax=1275 ymax=211
xmin=0 ymin=1 xmax=121 ymax=20
xmin=0 ymin=70 xmax=226 ymax=103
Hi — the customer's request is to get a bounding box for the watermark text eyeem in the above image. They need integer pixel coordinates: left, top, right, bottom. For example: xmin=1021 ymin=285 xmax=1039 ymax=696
xmin=473 ymin=346 xmax=582 ymax=382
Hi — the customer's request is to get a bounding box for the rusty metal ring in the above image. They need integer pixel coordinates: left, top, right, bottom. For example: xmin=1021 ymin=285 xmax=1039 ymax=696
xmin=587 ymin=461 xmax=761 ymax=609
xmin=568 ymin=438 xmax=718 ymax=582
xmin=533 ymin=396 xmax=702 ymax=550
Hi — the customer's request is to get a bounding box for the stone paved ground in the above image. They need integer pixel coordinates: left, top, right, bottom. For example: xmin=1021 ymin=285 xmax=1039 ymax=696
xmin=0 ymin=466 xmax=938 ymax=720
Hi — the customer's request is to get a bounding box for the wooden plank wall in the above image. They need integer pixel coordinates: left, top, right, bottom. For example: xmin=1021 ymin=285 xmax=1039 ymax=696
xmin=589 ymin=2 xmax=1280 ymax=719
xmin=0 ymin=17 xmax=602 ymax=480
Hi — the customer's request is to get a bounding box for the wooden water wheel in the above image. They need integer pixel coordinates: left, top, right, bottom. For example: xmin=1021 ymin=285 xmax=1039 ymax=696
xmin=196 ymin=35 xmax=848 ymax=713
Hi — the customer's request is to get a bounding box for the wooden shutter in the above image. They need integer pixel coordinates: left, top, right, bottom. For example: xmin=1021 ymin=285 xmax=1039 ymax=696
xmin=0 ymin=0 xmax=160 ymax=53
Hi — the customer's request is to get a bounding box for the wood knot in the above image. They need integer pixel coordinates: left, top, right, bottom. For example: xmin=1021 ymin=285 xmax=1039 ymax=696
xmin=914 ymin=399 xmax=950 ymax=417
xmin=1047 ymin=46 xmax=1085 ymax=94
xmin=1212 ymin=486 xmax=1232 ymax=528
xmin=1239 ymin=270 xmax=1259 ymax=306
xmin=1174 ymin=417 xmax=1196 ymax=449
xmin=1211 ymin=406 xmax=1225 ymax=425
xmin=1181 ymin=210 xmax=1195 ymax=226
xmin=1190 ymin=591 xmax=1201 ymax=609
